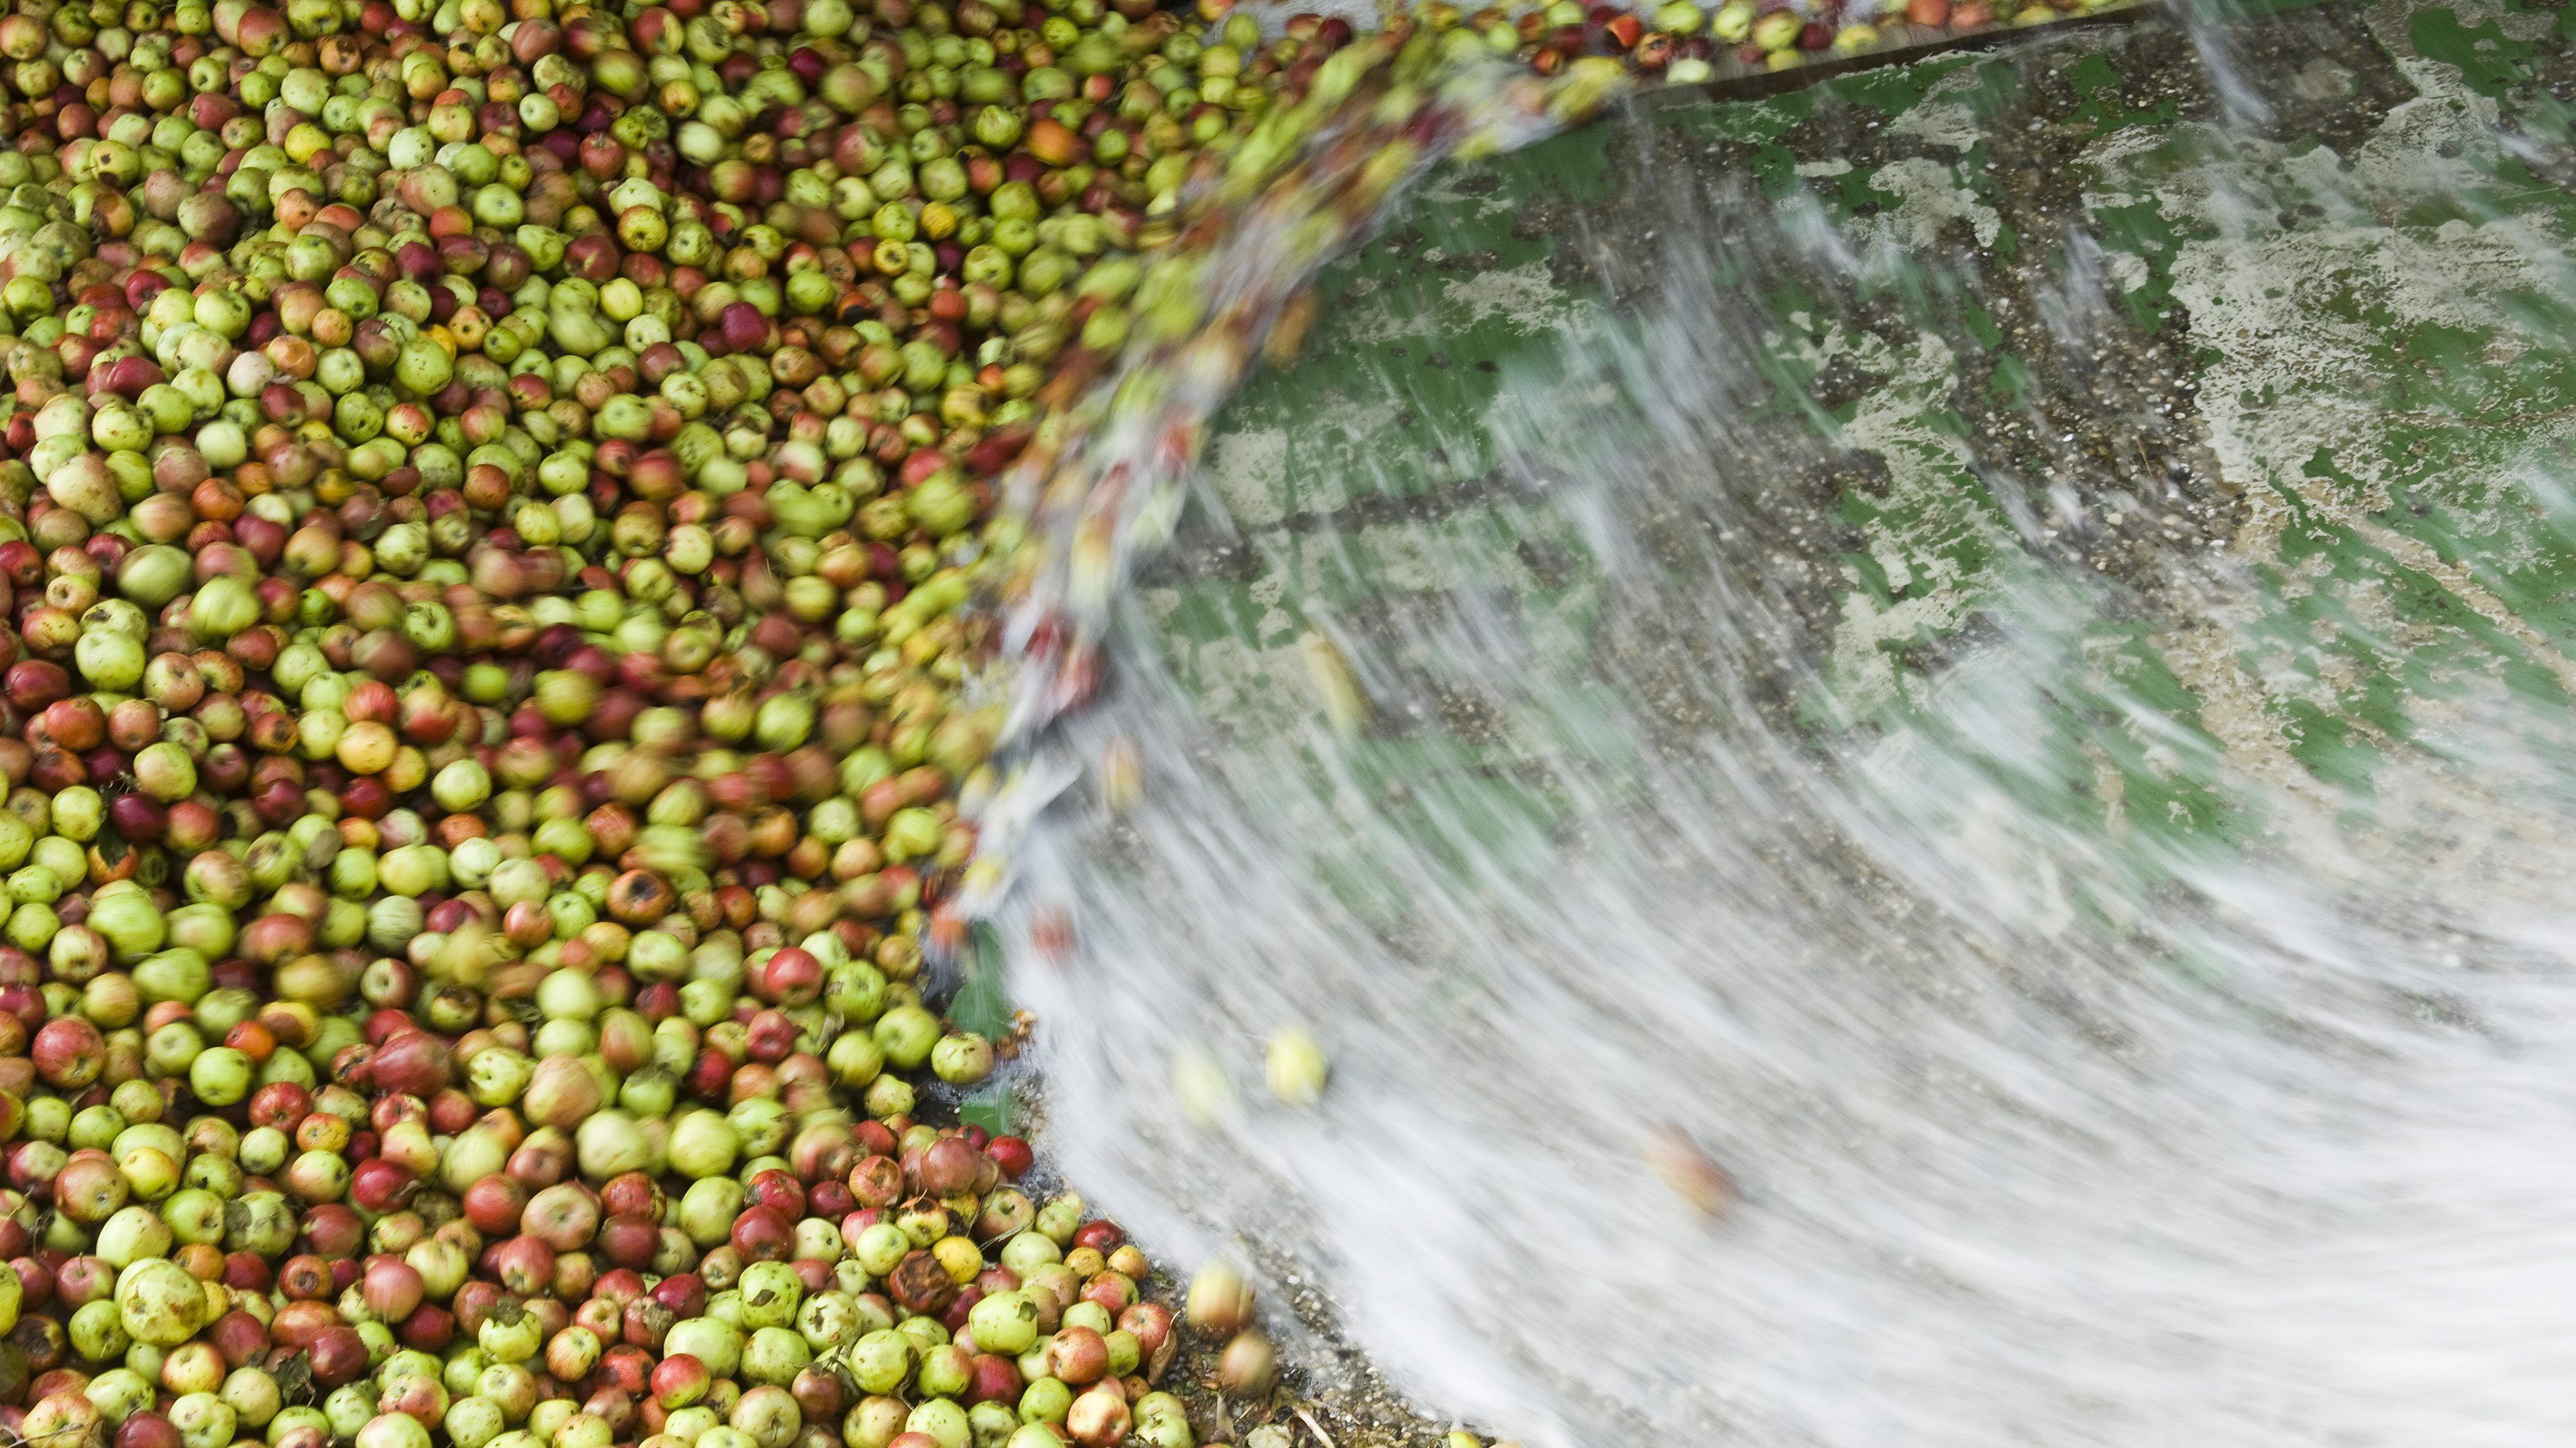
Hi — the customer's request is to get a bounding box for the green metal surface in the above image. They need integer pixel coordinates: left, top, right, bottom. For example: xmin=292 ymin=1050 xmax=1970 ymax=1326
xmin=1137 ymin=0 xmax=2576 ymax=879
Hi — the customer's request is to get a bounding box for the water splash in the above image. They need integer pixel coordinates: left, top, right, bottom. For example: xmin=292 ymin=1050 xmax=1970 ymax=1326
xmin=981 ymin=7 xmax=2576 ymax=1444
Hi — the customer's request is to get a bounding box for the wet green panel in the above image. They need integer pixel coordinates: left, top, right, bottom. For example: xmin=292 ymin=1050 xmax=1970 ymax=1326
xmin=1141 ymin=0 xmax=2576 ymax=925
xmin=2086 ymin=193 xmax=2204 ymax=328
xmin=2064 ymin=51 xmax=2183 ymax=130
xmin=1837 ymin=50 xmax=2021 ymax=116
xmin=2410 ymin=4 xmax=2539 ymax=95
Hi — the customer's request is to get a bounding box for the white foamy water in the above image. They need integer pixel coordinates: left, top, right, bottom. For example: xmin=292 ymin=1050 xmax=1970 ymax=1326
xmin=975 ymin=12 xmax=2576 ymax=1444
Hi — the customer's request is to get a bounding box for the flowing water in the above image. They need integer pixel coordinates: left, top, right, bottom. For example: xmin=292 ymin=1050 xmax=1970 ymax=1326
xmin=977 ymin=2 xmax=2576 ymax=1442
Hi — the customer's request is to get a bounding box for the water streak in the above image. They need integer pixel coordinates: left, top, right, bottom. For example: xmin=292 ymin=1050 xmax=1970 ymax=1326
xmin=981 ymin=9 xmax=2576 ymax=1444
